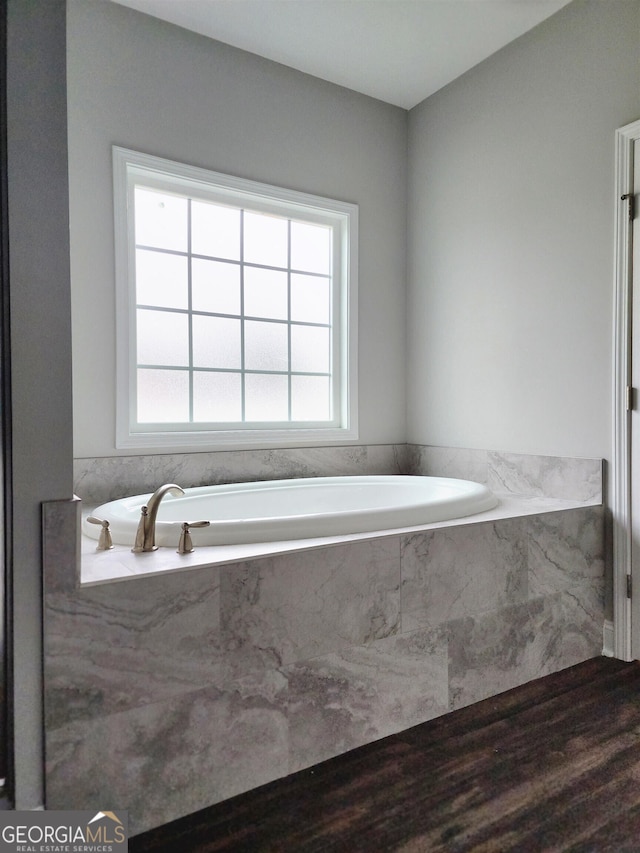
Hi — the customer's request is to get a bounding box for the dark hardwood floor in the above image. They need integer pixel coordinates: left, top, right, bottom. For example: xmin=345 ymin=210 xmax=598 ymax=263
xmin=131 ymin=657 xmax=640 ymax=852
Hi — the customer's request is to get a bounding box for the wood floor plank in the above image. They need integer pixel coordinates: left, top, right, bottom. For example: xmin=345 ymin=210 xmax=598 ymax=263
xmin=131 ymin=658 xmax=640 ymax=852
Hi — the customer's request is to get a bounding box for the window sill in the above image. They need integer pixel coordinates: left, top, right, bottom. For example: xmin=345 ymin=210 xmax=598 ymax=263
xmin=116 ymin=424 xmax=359 ymax=452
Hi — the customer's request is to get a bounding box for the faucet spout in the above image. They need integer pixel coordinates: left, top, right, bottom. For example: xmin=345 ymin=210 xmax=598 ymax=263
xmin=131 ymin=483 xmax=185 ymax=553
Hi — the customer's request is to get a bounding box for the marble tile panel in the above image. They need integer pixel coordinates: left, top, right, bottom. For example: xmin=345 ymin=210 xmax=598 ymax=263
xmin=447 ymin=592 xmax=603 ymax=712
xmin=286 ymin=625 xmax=448 ymax=773
xmin=545 ymin=586 xmax=605 ymax=661
xmin=73 ymin=444 xmax=406 ymax=504
xmin=43 ymin=497 xmax=82 ymax=593
xmin=487 ymin=452 xmax=602 ymax=501
xmin=405 ymin=445 xmax=488 ymax=483
xmin=45 ymin=671 xmax=289 ymax=837
xmin=527 ymin=507 xmax=605 ymax=601
xmin=400 ymin=518 xmax=528 ymax=633
xmin=221 ymin=538 xmax=401 ymax=674
xmin=45 ymin=564 xmax=222 ymax=729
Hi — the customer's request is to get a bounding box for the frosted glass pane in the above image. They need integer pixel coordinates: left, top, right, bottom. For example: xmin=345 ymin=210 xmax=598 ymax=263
xmin=291 ymin=375 xmax=331 ymax=421
xmin=290 ymin=221 xmax=331 ymax=274
xmin=192 ymin=258 xmax=240 ymax=315
xmin=245 ymin=373 xmax=288 ymax=421
xmin=291 ymin=325 xmax=330 ymax=373
xmin=193 ymin=371 xmax=242 ymax=422
xmin=244 ymin=267 xmax=288 ymax=320
xmin=192 ymin=315 xmax=241 ymax=369
xmin=244 ymin=211 xmax=288 ymax=268
xmin=244 ymin=320 xmax=288 ymax=371
xmin=191 ymin=201 xmax=240 ymax=260
xmin=137 ymin=369 xmax=189 ymax=423
xmin=135 ymin=188 xmax=187 ymax=252
xmin=290 ymin=274 xmax=331 ymax=324
xmin=137 ymin=309 xmax=189 ymax=366
xmin=136 ymin=249 xmax=188 ymax=310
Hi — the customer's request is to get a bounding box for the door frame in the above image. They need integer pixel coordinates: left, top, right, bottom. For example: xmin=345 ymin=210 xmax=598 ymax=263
xmin=612 ymin=118 xmax=640 ymax=661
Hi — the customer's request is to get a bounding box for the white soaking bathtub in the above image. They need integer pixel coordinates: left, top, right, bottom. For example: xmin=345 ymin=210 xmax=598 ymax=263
xmin=83 ymin=475 xmax=499 ymax=548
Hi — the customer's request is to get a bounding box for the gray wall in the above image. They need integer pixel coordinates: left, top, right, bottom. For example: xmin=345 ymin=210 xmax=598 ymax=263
xmin=71 ymin=0 xmax=640 ymax=467
xmin=7 ymin=0 xmax=73 ymax=807
xmin=407 ymin=0 xmax=640 ymax=461
xmin=68 ymin=0 xmax=408 ymax=459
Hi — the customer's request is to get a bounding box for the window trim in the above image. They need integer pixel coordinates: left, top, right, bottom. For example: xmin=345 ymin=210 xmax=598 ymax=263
xmin=113 ymin=147 xmax=358 ymax=450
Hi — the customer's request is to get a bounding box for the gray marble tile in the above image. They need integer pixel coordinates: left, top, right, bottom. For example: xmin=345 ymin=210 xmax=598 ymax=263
xmin=286 ymin=626 xmax=448 ymax=773
xmin=488 ymin=452 xmax=602 ymax=501
xmin=73 ymin=444 xmax=406 ymax=503
xmin=527 ymin=507 xmax=605 ymax=600
xmin=221 ymin=538 xmax=401 ymax=674
xmin=45 ymin=673 xmax=289 ymax=836
xmin=45 ymin=565 xmax=222 ymax=729
xmin=43 ymin=497 xmax=82 ymax=593
xmin=405 ymin=445 xmax=488 ymax=483
xmin=49 ymin=445 xmax=608 ymax=837
xmin=400 ymin=518 xmax=528 ymax=633
xmin=447 ymin=592 xmax=603 ymax=711
xmin=547 ymin=584 xmax=604 ymax=655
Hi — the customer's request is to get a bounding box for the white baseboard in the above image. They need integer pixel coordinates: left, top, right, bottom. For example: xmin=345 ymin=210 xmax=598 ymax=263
xmin=602 ymin=620 xmax=615 ymax=657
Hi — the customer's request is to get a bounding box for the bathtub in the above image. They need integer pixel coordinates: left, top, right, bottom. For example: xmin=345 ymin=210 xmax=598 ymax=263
xmin=83 ymin=475 xmax=498 ymax=548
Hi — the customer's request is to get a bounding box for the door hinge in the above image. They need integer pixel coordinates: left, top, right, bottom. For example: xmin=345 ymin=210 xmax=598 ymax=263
xmin=627 ymin=386 xmax=636 ymax=411
xmin=627 ymin=574 xmax=633 ymax=599
xmin=622 ymin=192 xmax=636 ymax=222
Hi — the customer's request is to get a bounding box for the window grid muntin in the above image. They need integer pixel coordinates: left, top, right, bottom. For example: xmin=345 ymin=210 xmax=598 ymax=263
xmin=133 ymin=187 xmax=334 ymax=427
xmin=187 ymin=198 xmax=194 ymax=423
xmin=287 ymin=219 xmax=292 ymax=421
xmin=239 ymin=208 xmax=246 ymax=421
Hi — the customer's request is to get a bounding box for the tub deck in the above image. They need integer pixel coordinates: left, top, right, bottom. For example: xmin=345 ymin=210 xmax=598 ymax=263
xmin=81 ymin=489 xmax=601 ymax=586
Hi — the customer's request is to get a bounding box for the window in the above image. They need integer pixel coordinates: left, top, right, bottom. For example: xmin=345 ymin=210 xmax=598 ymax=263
xmin=113 ymin=148 xmax=358 ymax=449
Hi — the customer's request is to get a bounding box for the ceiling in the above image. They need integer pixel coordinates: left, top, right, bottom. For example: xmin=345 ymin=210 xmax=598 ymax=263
xmin=111 ymin=0 xmax=572 ymax=110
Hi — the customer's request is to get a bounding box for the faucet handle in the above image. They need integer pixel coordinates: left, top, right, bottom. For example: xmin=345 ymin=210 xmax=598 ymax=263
xmin=131 ymin=505 xmax=150 ymax=553
xmin=86 ymin=516 xmax=114 ymax=551
xmin=177 ymin=520 xmax=211 ymax=554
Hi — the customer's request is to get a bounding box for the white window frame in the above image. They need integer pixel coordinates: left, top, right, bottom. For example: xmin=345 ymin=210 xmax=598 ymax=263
xmin=113 ymin=147 xmax=358 ymax=450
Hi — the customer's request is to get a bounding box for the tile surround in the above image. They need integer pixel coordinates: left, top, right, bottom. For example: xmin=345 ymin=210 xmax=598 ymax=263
xmin=45 ymin=565 xmax=223 ymax=728
xmin=222 ymin=538 xmax=401 ymax=672
xmin=73 ymin=443 xmax=410 ymax=504
xmin=400 ymin=518 xmax=529 ymax=632
xmin=487 ymin=451 xmax=603 ymax=502
xmin=285 ymin=625 xmax=449 ymax=773
xmin=74 ymin=442 xmax=601 ymax=505
xmin=42 ymin=497 xmax=82 ymax=593
xmin=46 ymin=678 xmax=290 ymax=829
xmin=527 ymin=507 xmax=605 ymax=600
xmin=406 ymin=445 xmax=602 ymax=502
xmin=447 ymin=588 xmax=603 ymax=710
xmin=405 ymin=444 xmax=489 ymax=485
xmin=46 ymin=445 xmax=606 ymax=834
